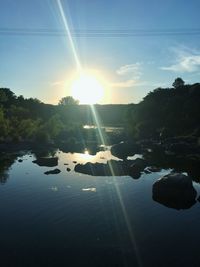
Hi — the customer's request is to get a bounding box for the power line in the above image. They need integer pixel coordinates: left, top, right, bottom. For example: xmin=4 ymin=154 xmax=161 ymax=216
xmin=0 ymin=27 xmax=200 ymax=37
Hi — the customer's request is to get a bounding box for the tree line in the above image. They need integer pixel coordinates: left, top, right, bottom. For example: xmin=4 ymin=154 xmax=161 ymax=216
xmin=126 ymin=78 xmax=200 ymax=140
xmin=0 ymin=89 xmax=128 ymax=144
xmin=0 ymin=89 xmax=82 ymax=143
xmin=1 ymin=77 xmax=199 ymax=145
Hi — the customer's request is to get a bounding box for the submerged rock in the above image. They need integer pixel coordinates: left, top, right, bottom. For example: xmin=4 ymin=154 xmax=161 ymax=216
xmin=66 ymin=168 xmax=71 ymax=172
xmin=33 ymin=157 xmax=58 ymax=167
xmin=152 ymin=173 xmax=197 ymax=209
xmin=44 ymin=169 xmax=61 ymax=175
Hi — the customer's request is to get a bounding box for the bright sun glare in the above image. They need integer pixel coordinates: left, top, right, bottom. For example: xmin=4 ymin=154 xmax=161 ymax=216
xmin=71 ymin=72 xmax=105 ymax=104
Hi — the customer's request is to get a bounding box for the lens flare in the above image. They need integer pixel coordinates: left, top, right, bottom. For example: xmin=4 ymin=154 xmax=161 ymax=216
xmin=56 ymin=2 xmax=142 ymax=264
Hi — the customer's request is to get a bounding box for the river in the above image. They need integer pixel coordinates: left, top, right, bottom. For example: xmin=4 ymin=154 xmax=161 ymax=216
xmin=0 ymin=148 xmax=200 ymax=267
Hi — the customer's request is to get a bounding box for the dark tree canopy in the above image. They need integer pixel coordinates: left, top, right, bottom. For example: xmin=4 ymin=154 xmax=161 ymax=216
xmin=0 ymin=88 xmax=16 ymax=105
xmin=126 ymin=80 xmax=200 ymax=139
xmin=58 ymin=96 xmax=79 ymax=105
xmin=172 ymin=77 xmax=185 ymax=89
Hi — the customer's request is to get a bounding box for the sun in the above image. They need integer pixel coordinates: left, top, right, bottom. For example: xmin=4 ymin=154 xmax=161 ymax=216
xmin=70 ymin=71 xmax=105 ymax=104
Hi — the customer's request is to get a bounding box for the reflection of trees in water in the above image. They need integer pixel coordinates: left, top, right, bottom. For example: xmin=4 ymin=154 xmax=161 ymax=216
xmin=0 ymin=153 xmax=18 ymax=184
xmin=0 ymin=172 xmax=9 ymax=184
xmin=58 ymin=141 xmax=101 ymax=155
xmin=32 ymin=149 xmax=57 ymax=159
xmin=144 ymin=151 xmax=200 ymax=183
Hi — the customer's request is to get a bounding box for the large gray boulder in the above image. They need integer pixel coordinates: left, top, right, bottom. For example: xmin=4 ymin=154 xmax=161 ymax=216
xmin=152 ymin=173 xmax=197 ymax=209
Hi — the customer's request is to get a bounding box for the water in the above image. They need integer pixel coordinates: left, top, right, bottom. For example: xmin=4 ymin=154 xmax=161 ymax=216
xmin=0 ymin=150 xmax=200 ymax=266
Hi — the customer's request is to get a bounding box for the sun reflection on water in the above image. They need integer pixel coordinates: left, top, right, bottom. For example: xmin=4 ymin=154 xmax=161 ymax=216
xmin=84 ymin=149 xmax=89 ymax=155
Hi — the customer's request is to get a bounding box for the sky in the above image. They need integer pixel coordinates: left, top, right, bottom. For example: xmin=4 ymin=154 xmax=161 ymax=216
xmin=0 ymin=0 xmax=200 ymax=104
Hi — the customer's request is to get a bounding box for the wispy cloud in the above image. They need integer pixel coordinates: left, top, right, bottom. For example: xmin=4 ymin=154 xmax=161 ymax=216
xmin=112 ymin=62 xmax=143 ymax=88
xmin=161 ymin=46 xmax=200 ymax=73
xmin=111 ymin=79 xmax=137 ymax=88
xmin=50 ymin=80 xmax=65 ymax=87
xmin=116 ymin=63 xmax=142 ymax=77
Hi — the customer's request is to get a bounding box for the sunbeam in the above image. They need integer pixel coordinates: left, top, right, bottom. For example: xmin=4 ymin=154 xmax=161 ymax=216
xmin=56 ymin=0 xmax=81 ymax=71
xmin=55 ymin=2 xmax=142 ymax=264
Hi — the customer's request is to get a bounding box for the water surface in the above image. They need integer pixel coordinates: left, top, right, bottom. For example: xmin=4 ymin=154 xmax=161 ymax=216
xmin=0 ymin=150 xmax=200 ymax=267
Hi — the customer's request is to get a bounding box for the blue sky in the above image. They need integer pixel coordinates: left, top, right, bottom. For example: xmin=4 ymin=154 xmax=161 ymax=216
xmin=0 ymin=0 xmax=200 ymax=104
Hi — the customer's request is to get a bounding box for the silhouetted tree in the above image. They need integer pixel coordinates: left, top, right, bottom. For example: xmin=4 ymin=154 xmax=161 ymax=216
xmin=58 ymin=96 xmax=79 ymax=105
xmin=172 ymin=77 xmax=185 ymax=89
xmin=0 ymin=88 xmax=16 ymax=107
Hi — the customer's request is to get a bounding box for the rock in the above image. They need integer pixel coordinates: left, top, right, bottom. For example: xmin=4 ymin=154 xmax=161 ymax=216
xmin=152 ymin=173 xmax=197 ymax=209
xmin=146 ymin=166 xmax=161 ymax=172
xmin=33 ymin=157 xmax=58 ymax=167
xmin=73 ymin=161 xmax=77 ymax=164
xmin=129 ymin=158 xmax=147 ymax=178
xmin=64 ymin=163 xmax=69 ymax=165
xmin=130 ymin=171 xmax=141 ymax=179
xmin=75 ymin=162 xmax=107 ymax=176
xmin=144 ymin=169 xmax=152 ymax=174
xmin=18 ymin=159 xmax=23 ymax=162
xmin=111 ymin=142 xmax=141 ymax=159
xmin=44 ymin=168 xmax=61 ymax=175
xmin=66 ymin=168 xmax=71 ymax=172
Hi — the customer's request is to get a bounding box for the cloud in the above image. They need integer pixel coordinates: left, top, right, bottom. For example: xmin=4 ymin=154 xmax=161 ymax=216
xmin=50 ymin=80 xmax=64 ymax=87
xmin=111 ymin=79 xmax=137 ymax=88
xmin=113 ymin=62 xmax=143 ymax=88
xmin=161 ymin=47 xmax=200 ymax=73
xmin=111 ymin=80 xmax=148 ymax=89
xmin=116 ymin=63 xmax=142 ymax=77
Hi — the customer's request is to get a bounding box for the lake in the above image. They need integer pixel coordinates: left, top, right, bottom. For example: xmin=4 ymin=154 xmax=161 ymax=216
xmin=0 ymin=149 xmax=200 ymax=267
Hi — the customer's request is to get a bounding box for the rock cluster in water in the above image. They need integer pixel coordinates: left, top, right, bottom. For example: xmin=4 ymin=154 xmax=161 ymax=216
xmin=32 ymin=157 xmax=58 ymax=167
xmin=74 ymin=158 xmax=148 ymax=177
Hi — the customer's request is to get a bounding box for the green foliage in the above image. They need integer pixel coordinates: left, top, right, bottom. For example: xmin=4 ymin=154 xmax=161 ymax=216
xmin=0 ymin=107 xmax=9 ymax=140
xmin=35 ymin=130 xmax=50 ymax=144
xmin=0 ymin=88 xmax=16 ymax=103
xmin=0 ymin=88 xmax=79 ymax=144
xmin=17 ymin=119 xmax=40 ymax=139
xmin=42 ymin=115 xmax=64 ymax=139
